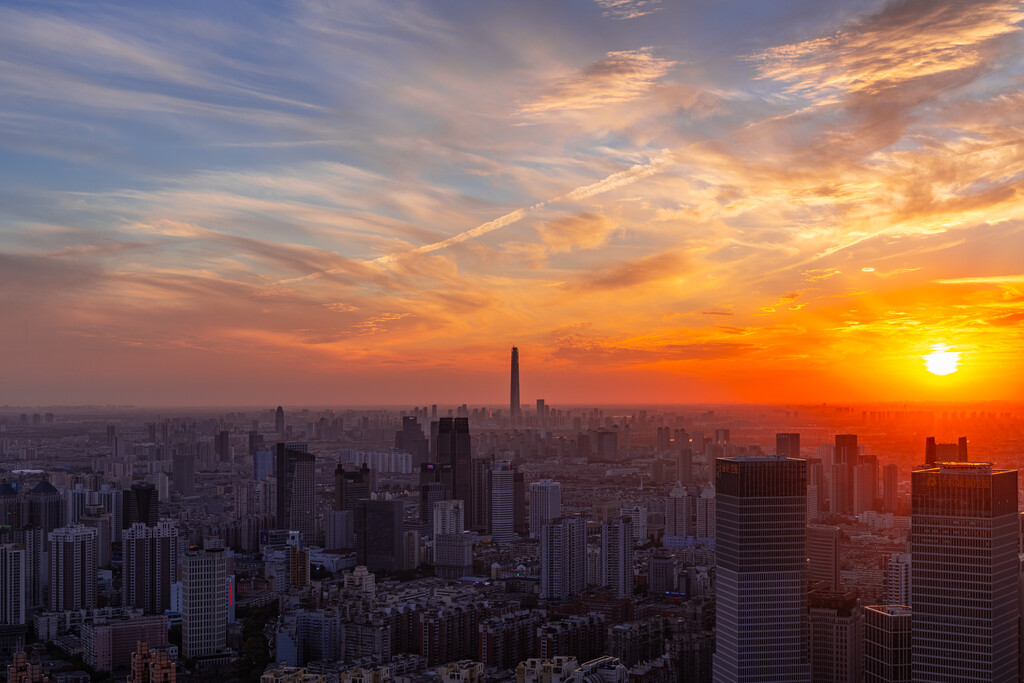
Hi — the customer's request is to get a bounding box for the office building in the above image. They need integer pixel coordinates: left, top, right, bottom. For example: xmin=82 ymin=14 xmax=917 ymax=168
xmin=49 ymin=524 xmax=98 ymax=611
xmin=834 ymin=435 xmax=858 ymax=515
xmin=181 ymin=548 xmax=227 ymax=660
xmin=777 ymin=433 xmax=801 ymax=459
xmin=924 ymin=436 xmax=968 ymax=465
xmin=713 ymin=456 xmax=809 ymax=683
xmin=808 ymin=590 xmax=862 ymax=683
xmin=487 ymin=461 xmax=517 ymax=544
xmin=123 ymin=483 xmax=159 ymax=529
xmin=275 ymin=406 xmax=285 ymax=434
xmin=355 ymin=499 xmax=405 ymax=572
xmin=276 ymin=444 xmax=315 ymax=543
xmin=864 ymin=605 xmax=911 ymax=683
xmin=911 ymin=462 xmax=1019 ymax=682
xmin=435 ymin=418 xmax=473 ymax=525
xmin=529 ymin=480 xmax=561 ymax=539
xmin=807 ymin=524 xmax=840 ymax=591
xmin=122 ymin=521 xmax=178 ymax=615
xmin=171 ymin=449 xmax=196 ymax=497
xmin=335 ymin=463 xmax=371 ymax=512
xmin=395 ymin=416 xmax=428 ymax=466
xmin=324 ymin=510 xmax=353 ymax=550
xmin=601 ymin=516 xmax=633 ymax=598
xmin=419 ymin=477 xmax=449 ymax=535
xmin=540 ymin=515 xmax=587 ymax=601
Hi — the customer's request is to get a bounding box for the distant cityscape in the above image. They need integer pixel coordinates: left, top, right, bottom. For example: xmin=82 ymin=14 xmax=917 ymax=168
xmin=0 ymin=348 xmax=1022 ymax=683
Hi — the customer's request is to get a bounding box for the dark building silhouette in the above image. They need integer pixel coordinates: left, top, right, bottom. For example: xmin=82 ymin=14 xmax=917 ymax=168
xmin=355 ymin=499 xmax=405 ymax=572
xmin=123 ymin=482 xmax=159 ymax=529
xmin=214 ymin=431 xmax=230 ymax=463
xmin=510 ymin=346 xmax=521 ymax=422
xmin=172 ymin=448 xmax=195 ymax=497
xmin=275 ymin=406 xmax=285 ymax=434
xmin=28 ymin=479 xmax=63 ymax=539
xmin=0 ymin=480 xmax=20 ymax=528
xmin=834 ymin=434 xmax=858 ymax=515
xmin=335 ymin=463 xmax=371 ymax=512
xmin=276 ymin=443 xmax=315 ymax=543
xmin=435 ymin=418 xmax=473 ymax=525
xmin=924 ymin=436 xmax=968 ymax=465
xmin=395 ymin=416 xmax=428 ymax=466
xmin=776 ymin=433 xmax=801 ymax=459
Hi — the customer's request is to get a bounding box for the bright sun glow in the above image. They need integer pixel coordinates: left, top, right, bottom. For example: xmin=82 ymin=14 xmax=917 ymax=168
xmin=923 ymin=344 xmax=960 ymax=376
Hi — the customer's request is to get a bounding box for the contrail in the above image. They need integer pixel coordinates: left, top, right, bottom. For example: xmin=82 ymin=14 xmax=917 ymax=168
xmin=369 ymin=151 xmax=673 ymax=265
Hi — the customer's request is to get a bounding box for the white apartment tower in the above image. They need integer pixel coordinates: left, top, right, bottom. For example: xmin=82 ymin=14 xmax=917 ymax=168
xmin=540 ymin=515 xmax=586 ymax=601
xmin=601 ymin=516 xmax=633 ymax=598
xmin=182 ymin=548 xmax=227 ymax=660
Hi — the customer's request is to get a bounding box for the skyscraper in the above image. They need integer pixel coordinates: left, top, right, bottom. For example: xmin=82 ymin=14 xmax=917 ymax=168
xmin=395 ymin=416 xmax=428 ymax=466
xmin=0 ymin=544 xmax=26 ymax=630
xmin=863 ymin=605 xmax=911 ymax=683
xmin=27 ymin=478 xmax=63 ymax=542
xmin=487 ymin=461 xmax=517 ymax=544
xmin=435 ymin=418 xmax=473 ymax=525
xmin=601 ymin=516 xmax=633 ymax=598
xmin=713 ymin=455 xmax=809 ymax=683
xmin=510 ymin=346 xmax=521 ymax=423
xmin=355 ymin=499 xmax=405 ymax=572
xmin=433 ymin=499 xmax=465 ymax=537
xmin=808 ymin=590 xmax=862 ymax=683
xmin=776 ymin=433 xmax=801 ymax=459
xmin=49 ymin=524 xmax=98 ymax=611
xmin=529 ymin=480 xmax=561 ymax=539
xmin=181 ymin=547 xmax=227 ymax=660
xmin=275 ymin=406 xmax=285 ymax=434
xmin=172 ymin=449 xmax=195 ymax=497
xmin=335 ymin=463 xmax=371 ymax=512
xmin=806 ymin=524 xmax=840 ymax=591
xmin=911 ymin=462 xmax=1018 ymax=682
xmin=540 ymin=515 xmax=587 ymax=602
xmin=834 ymin=434 xmax=858 ymax=515
xmin=882 ymin=463 xmax=898 ymax=514
xmin=276 ymin=443 xmax=315 ymax=543
xmin=123 ymin=482 xmax=159 ymax=529
xmin=122 ymin=521 xmax=178 ymax=615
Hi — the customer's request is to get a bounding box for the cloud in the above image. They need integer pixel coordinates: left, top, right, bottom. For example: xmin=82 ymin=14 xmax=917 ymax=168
xmin=753 ymin=0 xmax=1024 ymax=99
xmin=519 ymin=49 xmax=675 ymax=115
xmin=936 ymin=274 xmax=1024 ymax=285
xmin=593 ymin=0 xmax=663 ymax=20
xmin=540 ymin=212 xmax=618 ymax=252
xmin=574 ymin=250 xmax=687 ymax=290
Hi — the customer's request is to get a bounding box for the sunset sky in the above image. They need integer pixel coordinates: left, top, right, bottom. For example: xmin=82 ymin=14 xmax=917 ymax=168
xmin=2 ymin=0 xmax=1023 ymax=406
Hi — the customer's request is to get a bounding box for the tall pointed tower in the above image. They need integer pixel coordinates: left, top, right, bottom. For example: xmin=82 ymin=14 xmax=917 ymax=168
xmin=510 ymin=346 xmax=521 ymax=422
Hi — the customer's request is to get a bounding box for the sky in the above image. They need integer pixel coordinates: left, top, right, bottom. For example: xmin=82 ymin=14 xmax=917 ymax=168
xmin=1 ymin=0 xmax=1024 ymax=407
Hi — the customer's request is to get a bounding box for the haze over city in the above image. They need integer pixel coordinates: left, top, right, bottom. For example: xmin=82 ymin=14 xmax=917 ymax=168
xmin=3 ymin=0 xmax=1024 ymax=406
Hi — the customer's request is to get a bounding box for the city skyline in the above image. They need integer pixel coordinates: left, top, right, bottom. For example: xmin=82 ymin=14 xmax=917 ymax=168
xmin=2 ymin=1 xmax=1023 ymax=406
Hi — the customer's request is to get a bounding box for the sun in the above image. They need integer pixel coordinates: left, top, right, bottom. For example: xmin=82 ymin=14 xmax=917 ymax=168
xmin=923 ymin=344 xmax=960 ymax=376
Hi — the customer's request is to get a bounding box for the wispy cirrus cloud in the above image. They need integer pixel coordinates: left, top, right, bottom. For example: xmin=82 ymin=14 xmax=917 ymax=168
xmin=519 ymin=48 xmax=675 ymax=115
xmin=593 ymin=0 xmax=664 ymax=20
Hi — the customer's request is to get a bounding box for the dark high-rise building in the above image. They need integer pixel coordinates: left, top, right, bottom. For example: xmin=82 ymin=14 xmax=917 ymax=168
xmin=806 ymin=524 xmax=840 ymax=591
xmin=436 ymin=418 xmax=473 ymax=524
xmin=275 ymin=406 xmax=285 ymax=434
xmin=214 ymin=431 xmax=230 ymax=462
xmin=510 ymin=346 xmax=521 ymax=422
xmin=0 ymin=480 xmax=21 ymax=528
xmin=911 ymin=462 xmax=1018 ymax=682
xmin=355 ymin=499 xmax=405 ymax=572
xmin=776 ymin=433 xmax=801 ymax=459
xmin=27 ymin=479 xmax=63 ymax=540
xmin=172 ymin=449 xmax=195 ymax=497
xmin=335 ymin=463 xmax=371 ymax=512
xmin=834 ymin=434 xmax=858 ymax=515
xmin=123 ymin=482 xmax=159 ymax=529
xmin=864 ymin=605 xmax=911 ymax=683
xmin=276 ymin=443 xmax=315 ymax=543
xmin=714 ymin=455 xmax=809 ymax=683
xmin=395 ymin=416 xmax=429 ymax=466
xmin=122 ymin=521 xmax=178 ymax=615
